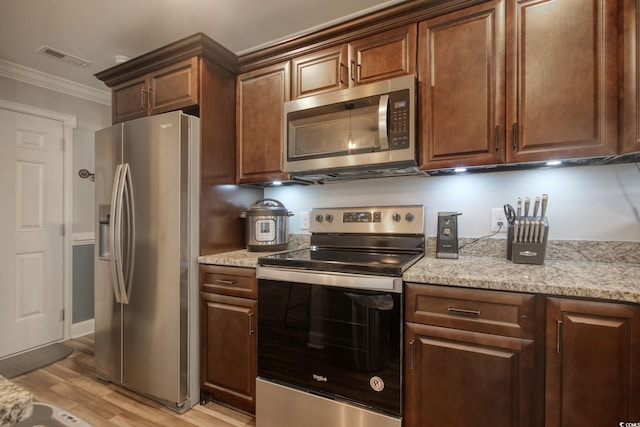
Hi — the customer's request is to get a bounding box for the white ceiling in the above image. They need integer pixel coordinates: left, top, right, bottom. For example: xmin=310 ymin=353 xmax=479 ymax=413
xmin=0 ymin=0 xmax=408 ymax=92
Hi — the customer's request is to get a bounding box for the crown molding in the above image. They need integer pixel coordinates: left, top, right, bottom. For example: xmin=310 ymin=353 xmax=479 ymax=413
xmin=0 ymin=59 xmax=111 ymax=106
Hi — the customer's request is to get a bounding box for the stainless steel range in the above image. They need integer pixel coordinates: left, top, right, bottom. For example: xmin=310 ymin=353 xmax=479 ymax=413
xmin=256 ymin=205 xmax=425 ymax=427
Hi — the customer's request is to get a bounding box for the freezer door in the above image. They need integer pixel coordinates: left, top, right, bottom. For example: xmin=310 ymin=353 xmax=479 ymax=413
xmin=94 ymin=123 xmax=123 ymax=384
xmin=120 ymin=111 xmax=192 ymax=406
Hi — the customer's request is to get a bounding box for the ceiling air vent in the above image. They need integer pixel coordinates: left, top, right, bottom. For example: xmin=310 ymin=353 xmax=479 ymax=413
xmin=37 ymin=45 xmax=91 ymax=68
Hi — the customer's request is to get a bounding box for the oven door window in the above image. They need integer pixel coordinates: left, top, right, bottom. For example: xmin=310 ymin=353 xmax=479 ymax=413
xmin=258 ymin=279 xmax=402 ymax=416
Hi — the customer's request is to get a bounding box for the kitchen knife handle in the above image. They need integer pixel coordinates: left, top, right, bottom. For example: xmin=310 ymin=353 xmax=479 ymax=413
xmin=512 ymin=122 xmax=519 ymax=149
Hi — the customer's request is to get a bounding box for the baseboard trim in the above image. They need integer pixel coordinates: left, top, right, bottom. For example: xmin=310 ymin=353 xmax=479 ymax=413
xmin=71 ymin=319 xmax=94 ymax=338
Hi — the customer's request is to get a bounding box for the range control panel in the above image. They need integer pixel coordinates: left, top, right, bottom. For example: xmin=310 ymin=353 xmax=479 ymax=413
xmin=309 ymin=205 xmax=424 ymax=234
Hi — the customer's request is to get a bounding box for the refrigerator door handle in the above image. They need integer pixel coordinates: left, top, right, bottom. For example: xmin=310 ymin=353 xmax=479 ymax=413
xmin=109 ymin=164 xmax=125 ymax=303
xmin=121 ymin=163 xmax=136 ymax=305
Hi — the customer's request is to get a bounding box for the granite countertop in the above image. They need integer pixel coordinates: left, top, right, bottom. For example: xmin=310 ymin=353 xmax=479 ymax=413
xmin=404 ymin=255 xmax=640 ymax=304
xmin=198 ymin=235 xmax=640 ymax=304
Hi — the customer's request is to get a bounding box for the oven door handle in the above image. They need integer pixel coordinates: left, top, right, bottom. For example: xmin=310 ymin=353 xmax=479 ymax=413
xmin=256 ymin=266 xmax=402 ymax=293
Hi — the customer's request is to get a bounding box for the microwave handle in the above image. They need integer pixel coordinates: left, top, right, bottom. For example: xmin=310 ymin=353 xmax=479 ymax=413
xmin=377 ymin=94 xmax=390 ymax=150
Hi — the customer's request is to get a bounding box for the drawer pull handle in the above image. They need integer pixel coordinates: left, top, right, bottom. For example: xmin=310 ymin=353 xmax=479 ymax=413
xmin=448 ymin=307 xmax=481 ymax=318
xmin=216 ymin=279 xmax=236 ymax=286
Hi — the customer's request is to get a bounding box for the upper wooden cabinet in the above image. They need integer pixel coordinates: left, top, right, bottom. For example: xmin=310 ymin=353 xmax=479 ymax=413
xmin=291 ymin=24 xmax=417 ymax=99
xmin=545 ymin=297 xmax=640 ymax=426
xmin=111 ymin=57 xmax=199 ymax=123
xmin=506 ymin=0 xmax=618 ymax=163
xmin=236 ymin=61 xmax=291 ymax=184
xmin=621 ymin=0 xmax=640 ymax=154
xmin=418 ymin=0 xmax=505 ymax=169
xmin=419 ymin=0 xmax=619 ymax=170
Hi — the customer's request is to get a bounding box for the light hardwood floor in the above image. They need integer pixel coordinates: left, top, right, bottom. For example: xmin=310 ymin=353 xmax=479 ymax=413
xmin=11 ymin=334 xmax=256 ymax=427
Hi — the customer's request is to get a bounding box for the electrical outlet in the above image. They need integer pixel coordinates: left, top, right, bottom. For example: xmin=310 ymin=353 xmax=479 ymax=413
xmin=491 ymin=208 xmax=507 ymax=233
xmin=300 ymin=211 xmax=310 ymax=230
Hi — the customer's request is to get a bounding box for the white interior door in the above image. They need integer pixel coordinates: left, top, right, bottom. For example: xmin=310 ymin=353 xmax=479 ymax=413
xmin=0 ymin=108 xmax=65 ymax=358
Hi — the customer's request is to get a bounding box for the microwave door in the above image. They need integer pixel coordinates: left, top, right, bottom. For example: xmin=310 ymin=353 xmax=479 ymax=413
xmin=288 ymin=97 xmax=385 ymax=160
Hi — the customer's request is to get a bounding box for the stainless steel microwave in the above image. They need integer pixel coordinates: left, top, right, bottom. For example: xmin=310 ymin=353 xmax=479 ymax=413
xmin=283 ymin=75 xmax=417 ymax=181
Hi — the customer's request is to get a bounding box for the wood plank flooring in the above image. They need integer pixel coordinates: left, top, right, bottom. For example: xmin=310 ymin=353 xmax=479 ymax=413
xmin=10 ymin=334 xmax=256 ymax=427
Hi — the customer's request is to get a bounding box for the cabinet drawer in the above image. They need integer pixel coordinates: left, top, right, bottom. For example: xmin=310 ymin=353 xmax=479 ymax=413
xmin=405 ymin=283 xmax=535 ymax=338
xmin=200 ymin=265 xmax=257 ymax=298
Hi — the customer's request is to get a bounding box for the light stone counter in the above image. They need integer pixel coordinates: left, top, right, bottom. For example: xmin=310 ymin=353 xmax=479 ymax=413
xmin=198 ymin=235 xmax=640 ymax=304
xmin=403 ymin=255 xmax=640 ymax=304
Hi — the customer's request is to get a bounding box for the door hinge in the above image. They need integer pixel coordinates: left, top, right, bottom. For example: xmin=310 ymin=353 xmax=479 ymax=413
xmin=60 ymin=309 xmax=65 ymax=321
xmin=60 ymin=224 xmax=65 ymax=236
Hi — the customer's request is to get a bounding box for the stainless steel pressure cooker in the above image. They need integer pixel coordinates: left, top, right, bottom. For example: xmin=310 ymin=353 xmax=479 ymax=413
xmin=242 ymin=199 xmax=293 ymax=252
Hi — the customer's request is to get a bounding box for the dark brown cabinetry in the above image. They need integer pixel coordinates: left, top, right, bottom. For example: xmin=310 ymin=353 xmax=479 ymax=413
xmin=621 ymin=0 xmax=640 ymax=154
xmin=404 ymin=283 xmax=538 ymax=427
xmin=199 ymin=265 xmax=257 ymax=414
xmin=418 ymin=0 xmax=505 ymax=169
xmin=111 ymin=57 xmax=199 ymax=124
xmin=506 ymin=0 xmax=618 ymax=163
xmin=236 ymin=61 xmax=291 ymax=184
xmin=545 ymin=297 xmax=640 ymax=426
xmin=418 ymin=0 xmax=618 ymax=170
xmin=291 ymin=25 xmax=417 ymax=99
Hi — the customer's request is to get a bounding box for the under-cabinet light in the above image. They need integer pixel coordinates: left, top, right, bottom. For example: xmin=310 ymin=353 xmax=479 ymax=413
xmin=454 ymin=167 xmax=467 ymax=173
xmin=546 ymin=160 xmax=562 ymax=166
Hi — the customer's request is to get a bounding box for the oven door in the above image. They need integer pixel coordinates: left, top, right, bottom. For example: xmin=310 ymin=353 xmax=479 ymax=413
xmin=257 ymin=277 xmax=402 ymax=417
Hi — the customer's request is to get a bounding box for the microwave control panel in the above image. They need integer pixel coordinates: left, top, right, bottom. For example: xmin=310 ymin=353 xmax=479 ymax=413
xmin=389 ymin=89 xmax=410 ymax=150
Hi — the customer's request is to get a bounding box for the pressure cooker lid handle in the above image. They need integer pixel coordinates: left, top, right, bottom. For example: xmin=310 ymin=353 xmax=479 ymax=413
xmin=251 ymin=198 xmax=284 ymax=208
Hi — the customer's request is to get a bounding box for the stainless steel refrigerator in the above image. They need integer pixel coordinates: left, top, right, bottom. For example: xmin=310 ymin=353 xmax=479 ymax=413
xmin=94 ymin=111 xmax=200 ymax=412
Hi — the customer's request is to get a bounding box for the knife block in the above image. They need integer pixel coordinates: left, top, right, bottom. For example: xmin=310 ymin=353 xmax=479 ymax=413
xmin=508 ymin=217 xmax=549 ymax=265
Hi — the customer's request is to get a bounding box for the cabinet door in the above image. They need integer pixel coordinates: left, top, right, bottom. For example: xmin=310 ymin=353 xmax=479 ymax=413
xmin=350 ymin=24 xmax=417 ymax=86
xmin=418 ymin=0 xmax=505 ymax=170
xmin=621 ymin=0 xmax=640 ymax=154
xmin=200 ymin=292 xmax=257 ymax=414
xmin=506 ymin=0 xmax=618 ymax=162
xmin=149 ymin=57 xmax=199 ymax=116
xmin=112 ymin=75 xmax=150 ymax=124
xmin=236 ymin=62 xmax=290 ymax=184
xmin=545 ymin=297 xmax=640 ymax=427
xmin=292 ymin=45 xmax=349 ymax=99
xmin=405 ymin=322 xmax=535 ymax=427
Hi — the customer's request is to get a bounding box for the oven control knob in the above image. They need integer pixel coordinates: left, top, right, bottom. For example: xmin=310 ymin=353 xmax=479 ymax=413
xmin=325 ymin=214 xmax=334 ymax=222
xmin=315 ymin=214 xmax=323 ymax=223
xmin=392 ymin=213 xmax=401 ymax=222
xmin=405 ymin=213 xmax=414 ymax=222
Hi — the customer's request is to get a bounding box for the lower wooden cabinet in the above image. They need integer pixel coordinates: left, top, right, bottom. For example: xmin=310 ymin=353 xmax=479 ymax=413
xmin=404 ymin=283 xmax=640 ymax=427
xmin=199 ymin=265 xmax=257 ymax=414
xmin=404 ymin=283 xmax=538 ymax=427
xmin=545 ymin=297 xmax=640 ymax=427
xmin=405 ymin=322 xmax=536 ymax=426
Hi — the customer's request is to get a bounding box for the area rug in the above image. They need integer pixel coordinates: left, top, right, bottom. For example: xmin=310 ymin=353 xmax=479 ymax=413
xmin=0 ymin=343 xmax=73 ymax=379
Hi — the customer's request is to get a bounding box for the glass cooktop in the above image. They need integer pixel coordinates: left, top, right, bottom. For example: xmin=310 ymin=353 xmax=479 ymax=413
xmin=258 ymin=247 xmax=423 ymax=277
